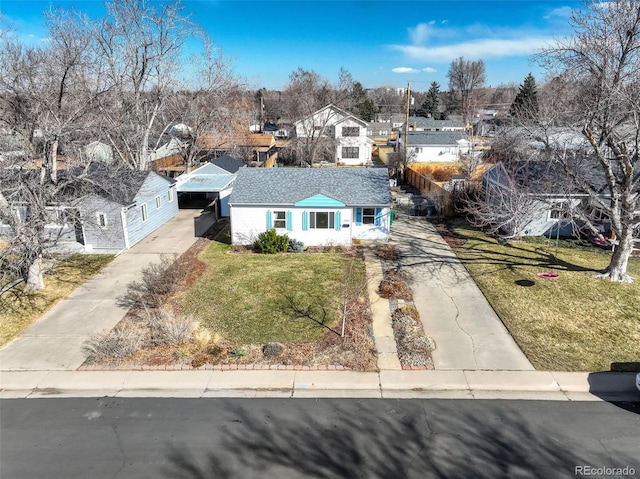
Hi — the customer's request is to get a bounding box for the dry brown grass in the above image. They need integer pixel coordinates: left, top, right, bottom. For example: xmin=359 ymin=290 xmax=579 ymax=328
xmin=0 ymin=254 xmax=114 ymax=347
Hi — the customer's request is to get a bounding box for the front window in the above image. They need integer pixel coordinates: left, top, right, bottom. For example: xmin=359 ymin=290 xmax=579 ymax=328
xmin=141 ymin=204 xmax=148 ymax=222
xmin=342 ymin=147 xmax=359 ymax=159
xmin=273 ymin=211 xmax=286 ymax=229
xmin=310 ymin=212 xmax=335 ymax=229
xmin=550 ymin=202 xmax=569 ymax=219
xmin=362 ymin=208 xmax=376 ymax=224
xmin=96 ymin=212 xmax=108 ymax=227
xmin=155 ymin=195 xmax=162 ymax=208
xmin=342 ymin=126 xmax=359 ymax=137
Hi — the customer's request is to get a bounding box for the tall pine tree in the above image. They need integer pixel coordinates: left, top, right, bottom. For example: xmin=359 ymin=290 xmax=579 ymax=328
xmin=509 ymin=73 xmax=539 ymax=121
xmin=417 ymin=81 xmax=441 ymax=118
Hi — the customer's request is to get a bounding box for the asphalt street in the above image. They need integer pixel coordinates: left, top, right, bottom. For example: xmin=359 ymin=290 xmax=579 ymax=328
xmin=1 ymin=398 xmax=639 ymax=479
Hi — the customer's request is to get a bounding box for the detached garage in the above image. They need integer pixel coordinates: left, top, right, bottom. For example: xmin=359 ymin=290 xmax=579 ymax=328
xmin=175 ymin=163 xmax=236 ymax=216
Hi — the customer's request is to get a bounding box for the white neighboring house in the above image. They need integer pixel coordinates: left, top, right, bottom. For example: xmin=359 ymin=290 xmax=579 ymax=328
xmin=229 ymin=167 xmax=392 ymax=246
xmin=83 ymin=141 xmax=114 ymax=164
xmin=294 ymin=104 xmax=373 ymax=166
xmin=400 ymin=131 xmax=471 ymax=162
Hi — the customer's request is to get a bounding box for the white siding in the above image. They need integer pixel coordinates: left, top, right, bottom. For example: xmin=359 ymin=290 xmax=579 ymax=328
xmin=351 ymin=207 xmax=391 ymax=240
xmin=231 ymin=205 xmax=390 ymax=246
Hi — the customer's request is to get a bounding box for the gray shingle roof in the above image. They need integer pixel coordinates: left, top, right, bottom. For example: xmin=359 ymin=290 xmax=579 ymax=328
xmin=404 ymin=116 xmax=464 ymax=129
xmin=229 ymin=167 xmax=392 ymax=206
xmin=406 ymin=131 xmax=468 ymax=146
xmin=210 ymin=154 xmax=245 ymax=173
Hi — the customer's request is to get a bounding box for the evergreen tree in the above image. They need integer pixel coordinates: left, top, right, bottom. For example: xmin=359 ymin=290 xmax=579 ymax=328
xmin=509 ymin=73 xmax=539 ymax=120
xmin=417 ymin=81 xmax=441 ymax=118
xmin=349 ymin=81 xmax=377 ymax=121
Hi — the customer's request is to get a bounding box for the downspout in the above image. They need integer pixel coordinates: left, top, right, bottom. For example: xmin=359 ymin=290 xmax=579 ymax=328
xmin=121 ymin=207 xmax=130 ymax=250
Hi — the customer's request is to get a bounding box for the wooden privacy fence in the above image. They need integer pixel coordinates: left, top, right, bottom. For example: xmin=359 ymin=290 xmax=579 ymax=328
xmin=405 ymin=166 xmax=455 ymax=217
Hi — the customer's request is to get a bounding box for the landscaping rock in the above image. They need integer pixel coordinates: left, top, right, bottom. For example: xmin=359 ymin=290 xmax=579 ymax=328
xmin=262 ymin=342 xmax=284 ymax=358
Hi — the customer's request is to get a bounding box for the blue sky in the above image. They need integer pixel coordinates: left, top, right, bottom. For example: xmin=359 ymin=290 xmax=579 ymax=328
xmin=0 ymin=0 xmax=581 ymax=91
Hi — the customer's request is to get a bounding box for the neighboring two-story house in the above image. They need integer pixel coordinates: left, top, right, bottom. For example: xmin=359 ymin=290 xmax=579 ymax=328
xmin=294 ymin=104 xmax=373 ymax=166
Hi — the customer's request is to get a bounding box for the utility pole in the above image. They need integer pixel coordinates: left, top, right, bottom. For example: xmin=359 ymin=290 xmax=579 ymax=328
xmin=402 ymin=82 xmax=411 ymax=183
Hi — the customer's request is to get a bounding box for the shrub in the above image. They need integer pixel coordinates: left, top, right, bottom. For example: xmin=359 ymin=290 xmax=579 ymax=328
xmin=254 ymin=229 xmax=289 ymax=254
xmin=376 ymin=244 xmax=400 ymax=261
xmin=378 ymin=269 xmax=413 ymax=300
xmin=230 ymin=346 xmax=248 ymax=358
xmin=148 ymin=308 xmax=196 ymax=346
xmin=288 ymin=239 xmax=305 ymax=253
xmin=83 ymin=326 xmax=142 ymax=362
xmin=120 ymin=254 xmax=181 ymax=308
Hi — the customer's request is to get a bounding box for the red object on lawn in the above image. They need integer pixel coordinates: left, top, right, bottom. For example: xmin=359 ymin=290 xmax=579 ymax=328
xmin=536 ymin=272 xmax=560 ymax=279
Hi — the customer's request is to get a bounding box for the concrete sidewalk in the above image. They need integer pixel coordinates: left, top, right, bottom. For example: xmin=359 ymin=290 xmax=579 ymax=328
xmin=0 ymin=209 xmax=215 ymax=371
xmin=389 ymin=213 xmax=534 ymax=370
xmin=1 ymin=369 xmax=638 ymax=402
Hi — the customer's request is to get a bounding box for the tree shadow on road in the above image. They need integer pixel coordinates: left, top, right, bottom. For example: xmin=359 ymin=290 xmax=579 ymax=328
xmin=159 ymin=399 xmax=609 ymax=479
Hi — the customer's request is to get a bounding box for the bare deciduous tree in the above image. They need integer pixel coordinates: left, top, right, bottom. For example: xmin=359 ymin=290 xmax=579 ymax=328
xmin=447 ymin=57 xmax=486 ymax=128
xmin=92 ymin=0 xmax=194 ymax=170
xmin=534 ymin=0 xmax=640 ymax=282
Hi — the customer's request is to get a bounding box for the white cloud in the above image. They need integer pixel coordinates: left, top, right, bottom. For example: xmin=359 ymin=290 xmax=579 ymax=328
xmin=391 ymin=36 xmax=553 ymax=62
xmin=392 ymin=67 xmax=420 ymax=74
xmin=544 ymin=6 xmax=573 ymax=19
xmin=422 ymin=67 xmax=437 ymax=73
xmin=408 ymin=23 xmax=432 ymax=44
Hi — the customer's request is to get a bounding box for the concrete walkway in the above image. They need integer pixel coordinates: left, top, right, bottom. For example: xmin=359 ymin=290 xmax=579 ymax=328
xmin=0 ymin=209 xmax=216 ymax=371
xmin=389 ymin=213 xmax=534 ymax=370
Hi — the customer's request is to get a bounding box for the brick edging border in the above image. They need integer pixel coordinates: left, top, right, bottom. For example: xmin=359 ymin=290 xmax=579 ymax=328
xmin=78 ymin=363 xmax=352 ymax=371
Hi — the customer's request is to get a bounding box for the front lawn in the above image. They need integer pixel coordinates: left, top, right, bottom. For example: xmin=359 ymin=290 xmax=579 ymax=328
xmin=185 ymin=243 xmax=366 ymax=344
xmin=446 ymin=221 xmax=640 ymax=372
xmin=0 ymin=254 xmax=114 ymax=347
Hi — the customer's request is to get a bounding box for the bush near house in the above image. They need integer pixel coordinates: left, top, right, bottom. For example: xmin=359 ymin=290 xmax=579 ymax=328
xmin=444 ymin=220 xmax=640 ymax=372
xmin=253 ymin=229 xmax=290 ymax=254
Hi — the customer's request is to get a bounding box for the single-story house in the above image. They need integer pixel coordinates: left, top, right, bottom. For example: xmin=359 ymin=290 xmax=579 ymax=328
xmin=402 ymin=116 xmax=465 ymax=132
xmin=0 ymin=165 xmax=178 ymax=252
xmin=481 ymin=160 xmax=628 ymax=238
xmin=175 ymin=163 xmax=236 ymax=216
xmin=229 ymin=167 xmax=392 ymax=246
xmin=198 ymin=132 xmax=278 ymax=165
xmin=400 ymin=131 xmax=471 ymax=162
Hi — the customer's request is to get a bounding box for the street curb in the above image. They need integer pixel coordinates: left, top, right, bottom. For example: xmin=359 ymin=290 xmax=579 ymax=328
xmin=1 ymin=370 xmax=638 ymax=401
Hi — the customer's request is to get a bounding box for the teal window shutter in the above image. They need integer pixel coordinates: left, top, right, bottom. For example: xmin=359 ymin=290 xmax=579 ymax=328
xmin=286 ymin=211 xmax=293 ymax=231
xmin=266 ymin=210 xmax=273 ymax=229
xmin=335 ymin=211 xmax=342 ymax=231
xmin=355 ymin=208 xmax=362 ymax=225
xmin=302 ymin=211 xmax=309 ymax=231
xmin=375 ymin=208 xmax=382 ymax=226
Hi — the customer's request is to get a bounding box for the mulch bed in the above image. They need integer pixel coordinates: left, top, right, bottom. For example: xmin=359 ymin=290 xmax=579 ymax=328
xmin=374 ymin=245 xmax=434 ymax=369
xmin=434 ymin=223 xmax=467 ymax=249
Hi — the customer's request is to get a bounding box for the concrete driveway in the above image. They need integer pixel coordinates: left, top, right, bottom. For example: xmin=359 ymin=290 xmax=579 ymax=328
xmin=389 ymin=213 xmax=534 ymax=371
xmin=0 ymin=209 xmax=216 ymax=371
